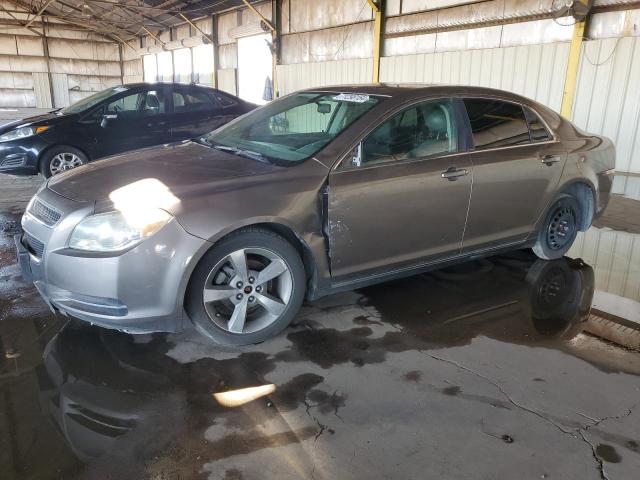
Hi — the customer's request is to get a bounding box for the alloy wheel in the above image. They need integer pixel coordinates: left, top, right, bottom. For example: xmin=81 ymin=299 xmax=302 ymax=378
xmin=49 ymin=152 xmax=84 ymax=175
xmin=202 ymin=247 xmax=293 ymax=334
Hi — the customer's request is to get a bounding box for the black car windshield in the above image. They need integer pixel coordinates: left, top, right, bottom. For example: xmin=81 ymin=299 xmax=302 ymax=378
xmin=62 ymin=86 xmax=130 ymax=114
xmin=202 ymin=92 xmax=382 ymax=164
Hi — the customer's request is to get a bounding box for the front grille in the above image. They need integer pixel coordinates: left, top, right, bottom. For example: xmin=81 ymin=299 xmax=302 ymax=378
xmin=29 ymin=198 xmax=62 ymax=226
xmin=23 ymin=232 xmax=45 ymax=258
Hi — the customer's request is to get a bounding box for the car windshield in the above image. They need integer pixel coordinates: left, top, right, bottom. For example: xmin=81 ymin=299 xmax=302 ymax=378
xmin=62 ymin=86 xmax=130 ymax=114
xmin=202 ymin=92 xmax=382 ymax=164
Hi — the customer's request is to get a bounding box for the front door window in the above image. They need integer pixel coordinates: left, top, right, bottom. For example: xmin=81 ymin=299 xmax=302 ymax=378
xmin=360 ymin=99 xmax=458 ymax=166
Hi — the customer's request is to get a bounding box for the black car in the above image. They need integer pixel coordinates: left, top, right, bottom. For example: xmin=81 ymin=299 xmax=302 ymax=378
xmin=0 ymin=83 xmax=255 ymax=177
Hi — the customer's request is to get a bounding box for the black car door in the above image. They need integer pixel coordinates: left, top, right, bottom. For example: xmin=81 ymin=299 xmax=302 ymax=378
xmin=169 ymin=85 xmax=224 ymax=142
xmin=94 ymin=86 xmax=169 ymax=157
xmin=168 ymin=86 xmax=230 ymax=142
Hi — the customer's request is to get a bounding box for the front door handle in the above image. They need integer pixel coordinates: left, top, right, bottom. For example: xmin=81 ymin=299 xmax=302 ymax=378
xmin=441 ymin=166 xmax=469 ymax=181
xmin=539 ymin=154 xmax=560 ymax=165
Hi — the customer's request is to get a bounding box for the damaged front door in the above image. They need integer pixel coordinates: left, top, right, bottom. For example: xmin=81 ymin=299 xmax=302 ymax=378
xmin=327 ymin=98 xmax=473 ymax=280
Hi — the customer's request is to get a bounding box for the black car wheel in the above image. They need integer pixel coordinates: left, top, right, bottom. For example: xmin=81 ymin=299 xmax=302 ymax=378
xmin=40 ymin=145 xmax=88 ymax=178
xmin=186 ymin=228 xmax=306 ymax=345
xmin=532 ymin=194 xmax=581 ymax=260
xmin=525 ymin=257 xmax=592 ymax=338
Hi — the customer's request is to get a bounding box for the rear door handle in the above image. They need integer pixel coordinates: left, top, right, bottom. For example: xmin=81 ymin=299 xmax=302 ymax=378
xmin=441 ymin=167 xmax=469 ymax=181
xmin=539 ymin=154 xmax=560 ymax=165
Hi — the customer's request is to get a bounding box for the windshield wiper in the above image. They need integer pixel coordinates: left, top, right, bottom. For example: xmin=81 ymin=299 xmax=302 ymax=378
xmin=236 ymin=149 xmax=271 ymax=163
xmin=193 ymin=136 xmax=212 ymax=147
xmin=211 ymin=144 xmax=236 ymax=153
xmin=211 ymin=144 xmax=271 ymax=164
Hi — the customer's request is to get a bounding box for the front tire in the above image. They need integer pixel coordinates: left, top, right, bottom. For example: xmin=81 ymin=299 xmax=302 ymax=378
xmin=532 ymin=194 xmax=581 ymax=260
xmin=185 ymin=228 xmax=306 ymax=346
xmin=40 ymin=145 xmax=88 ymax=178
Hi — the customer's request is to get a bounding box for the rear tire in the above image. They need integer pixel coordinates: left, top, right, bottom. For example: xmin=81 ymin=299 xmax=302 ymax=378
xmin=532 ymin=194 xmax=581 ymax=260
xmin=185 ymin=228 xmax=306 ymax=346
xmin=40 ymin=145 xmax=88 ymax=178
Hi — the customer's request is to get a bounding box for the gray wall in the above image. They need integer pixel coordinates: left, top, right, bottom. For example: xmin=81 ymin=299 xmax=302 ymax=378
xmin=0 ymin=1 xmax=124 ymax=108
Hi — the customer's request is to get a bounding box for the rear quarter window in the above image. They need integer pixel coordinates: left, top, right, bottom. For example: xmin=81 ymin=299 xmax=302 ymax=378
xmin=212 ymin=92 xmax=237 ymax=107
xmin=524 ymin=106 xmax=553 ymax=142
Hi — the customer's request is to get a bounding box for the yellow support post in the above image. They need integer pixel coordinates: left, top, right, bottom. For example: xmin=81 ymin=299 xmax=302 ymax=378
xmin=368 ymin=0 xmax=383 ymax=83
xmin=561 ymin=19 xmax=586 ymax=119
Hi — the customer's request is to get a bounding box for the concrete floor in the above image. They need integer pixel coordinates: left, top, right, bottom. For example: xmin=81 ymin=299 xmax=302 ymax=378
xmin=1 ymin=171 xmax=639 ymax=480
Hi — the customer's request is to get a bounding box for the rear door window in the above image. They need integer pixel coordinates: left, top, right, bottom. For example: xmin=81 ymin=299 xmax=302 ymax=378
xmin=172 ymin=89 xmax=215 ymax=113
xmin=524 ymin=106 xmax=553 ymax=142
xmin=463 ymin=99 xmax=531 ymax=149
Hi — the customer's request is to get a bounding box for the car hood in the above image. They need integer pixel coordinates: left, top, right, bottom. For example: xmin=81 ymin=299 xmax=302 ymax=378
xmin=0 ymin=111 xmax=72 ymax=133
xmin=47 ymin=141 xmax=284 ymax=206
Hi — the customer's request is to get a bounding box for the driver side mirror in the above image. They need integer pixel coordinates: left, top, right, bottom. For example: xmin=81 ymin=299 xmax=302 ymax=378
xmin=100 ymin=113 xmax=117 ymax=128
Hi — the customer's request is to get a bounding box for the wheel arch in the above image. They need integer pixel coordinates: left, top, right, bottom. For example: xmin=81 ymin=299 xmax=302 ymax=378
xmin=180 ymin=219 xmax=320 ymax=309
xmin=558 ymin=180 xmax=596 ymax=231
xmin=37 ymin=144 xmax=91 ymax=173
xmin=250 ymin=222 xmax=318 ymax=283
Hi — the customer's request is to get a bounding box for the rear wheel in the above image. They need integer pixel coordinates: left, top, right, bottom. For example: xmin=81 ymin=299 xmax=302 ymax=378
xmin=185 ymin=229 xmax=306 ymax=345
xmin=532 ymin=194 xmax=581 ymax=260
xmin=40 ymin=145 xmax=88 ymax=178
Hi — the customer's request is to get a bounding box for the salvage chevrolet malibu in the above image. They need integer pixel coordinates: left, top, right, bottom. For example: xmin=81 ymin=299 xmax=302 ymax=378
xmin=16 ymin=85 xmax=615 ymax=345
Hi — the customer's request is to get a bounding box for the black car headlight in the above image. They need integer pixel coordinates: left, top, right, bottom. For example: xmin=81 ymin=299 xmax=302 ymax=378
xmin=0 ymin=125 xmax=50 ymax=142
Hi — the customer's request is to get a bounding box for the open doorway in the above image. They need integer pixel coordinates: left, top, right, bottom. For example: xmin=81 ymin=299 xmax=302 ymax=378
xmin=237 ymin=33 xmax=272 ymax=105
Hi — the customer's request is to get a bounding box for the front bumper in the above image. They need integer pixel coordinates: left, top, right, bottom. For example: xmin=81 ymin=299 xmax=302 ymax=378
xmin=0 ymin=136 xmax=47 ymax=175
xmin=17 ymin=187 xmax=207 ymax=333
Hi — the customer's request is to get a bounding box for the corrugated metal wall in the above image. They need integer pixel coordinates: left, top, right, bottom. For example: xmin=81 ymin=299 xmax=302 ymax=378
xmin=569 ymin=227 xmax=640 ymax=303
xmin=0 ymin=15 xmax=124 ymax=107
xmin=51 ymin=73 xmax=69 ymax=108
xmin=572 ymin=37 xmax=640 ymax=174
xmin=122 ymin=45 xmax=143 ymax=84
xmin=277 ymin=58 xmax=373 ymax=95
xmin=612 ymin=175 xmax=640 ymax=200
xmin=217 ymin=68 xmax=238 ymax=96
xmin=379 ymin=42 xmax=570 ymax=111
xmin=32 ymin=72 xmax=52 ymax=108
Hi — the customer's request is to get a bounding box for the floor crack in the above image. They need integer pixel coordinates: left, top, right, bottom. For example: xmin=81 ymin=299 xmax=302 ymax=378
xmin=582 ymin=405 xmax=635 ymax=431
xmin=303 ymin=396 xmax=328 ymax=442
xmin=418 ymin=350 xmax=577 ymax=437
xmin=576 ymin=405 xmax=636 ymax=480
xmin=578 ymin=429 xmax=609 ymax=480
xmin=419 ymin=350 xmax=638 ymax=480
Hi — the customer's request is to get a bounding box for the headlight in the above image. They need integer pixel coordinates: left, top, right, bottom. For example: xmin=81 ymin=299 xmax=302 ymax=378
xmin=69 ymin=209 xmax=172 ymax=252
xmin=0 ymin=125 xmax=49 ymax=142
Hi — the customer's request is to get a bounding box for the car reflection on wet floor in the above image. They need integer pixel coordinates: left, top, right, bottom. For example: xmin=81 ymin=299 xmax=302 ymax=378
xmin=1 ymin=182 xmax=640 ymax=480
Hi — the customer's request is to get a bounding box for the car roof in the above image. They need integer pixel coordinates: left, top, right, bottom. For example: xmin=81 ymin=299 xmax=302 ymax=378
xmin=298 ymin=83 xmax=539 ymax=105
xmin=120 ymin=82 xmax=219 ymax=90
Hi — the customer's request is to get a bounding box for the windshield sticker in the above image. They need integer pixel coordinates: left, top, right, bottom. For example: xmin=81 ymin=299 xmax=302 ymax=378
xmin=332 ymin=93 xmax=370 ymax=103
xmin=113 ymin=87 xmax=128 ymax=93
